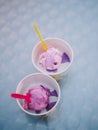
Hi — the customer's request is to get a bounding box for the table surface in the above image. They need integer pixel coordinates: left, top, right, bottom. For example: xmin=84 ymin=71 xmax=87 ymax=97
xmin=0 ymin=0 xmax=98 ymax=130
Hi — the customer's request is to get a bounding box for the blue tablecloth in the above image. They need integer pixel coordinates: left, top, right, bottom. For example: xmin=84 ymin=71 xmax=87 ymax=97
xmin=0 ymin=0 xmax=98 ymax=130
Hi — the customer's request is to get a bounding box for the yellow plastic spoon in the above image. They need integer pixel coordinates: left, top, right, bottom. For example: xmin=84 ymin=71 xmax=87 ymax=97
xmin=33 ymin=23 xmax=47 ymax=51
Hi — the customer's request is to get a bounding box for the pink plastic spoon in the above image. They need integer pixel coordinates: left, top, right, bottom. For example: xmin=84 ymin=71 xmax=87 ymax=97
xmin=10 ymin=93 xmax=31 ymax=103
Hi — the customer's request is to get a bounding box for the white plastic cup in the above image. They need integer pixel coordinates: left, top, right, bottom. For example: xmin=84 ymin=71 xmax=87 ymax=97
xmin=32 ymin=38 xmax=74 ymax=80
xmin=16 ymin=73 xmax=60 ymax=116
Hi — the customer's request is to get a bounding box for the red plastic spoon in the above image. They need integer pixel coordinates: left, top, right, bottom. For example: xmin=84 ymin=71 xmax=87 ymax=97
xmin=10 ymin=93 xmax=31 ymax=103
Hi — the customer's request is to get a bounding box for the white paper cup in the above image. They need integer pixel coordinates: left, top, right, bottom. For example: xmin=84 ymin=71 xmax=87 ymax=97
xmin=16 ymin=73 xmax=60 ymax=116
xmin=32 ymin=38 xmax=73 ymax=80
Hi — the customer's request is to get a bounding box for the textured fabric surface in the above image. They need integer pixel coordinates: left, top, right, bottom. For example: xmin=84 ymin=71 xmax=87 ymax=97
xmin=0 ymin=0 xmax=98 ymax=130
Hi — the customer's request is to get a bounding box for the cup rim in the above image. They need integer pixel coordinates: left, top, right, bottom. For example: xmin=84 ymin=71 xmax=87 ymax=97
xmin=16 ymin=73 xmax=61 ymax=116
xmin=32 ymin=37 xmax=74 ymax=76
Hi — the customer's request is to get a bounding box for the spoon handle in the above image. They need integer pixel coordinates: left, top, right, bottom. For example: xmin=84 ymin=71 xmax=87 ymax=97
xmin=11 ymin=93 xmax=26 ymax=99
xmin=33 ymin=23 xmax=47 ymax=51
xmin=10 ymin=93 xmax=31 ymax=103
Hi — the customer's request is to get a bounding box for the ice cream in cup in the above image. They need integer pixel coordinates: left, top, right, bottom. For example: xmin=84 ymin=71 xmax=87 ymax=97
xmin=11 ymin=73 xmax=60 ymax=116
xmin=32 ymin=38 xmax=73 ymax=80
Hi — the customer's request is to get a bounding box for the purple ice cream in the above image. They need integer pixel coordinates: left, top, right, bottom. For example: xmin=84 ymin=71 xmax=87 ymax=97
xmin=25 ymin=85 xmax=50 ymax=111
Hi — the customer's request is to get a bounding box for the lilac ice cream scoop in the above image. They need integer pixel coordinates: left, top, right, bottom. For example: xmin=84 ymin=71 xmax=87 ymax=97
xmin=26 ymin=86 xmax=50 ymax=111
xmin=22 ymin=85 xmax=59 ymax=113
xmin=39 ymin=47 xmax=62 ymax=71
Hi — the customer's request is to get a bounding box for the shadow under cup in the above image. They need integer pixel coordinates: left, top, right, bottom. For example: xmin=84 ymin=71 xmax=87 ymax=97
xmin=32 ymin=38 xmax=73 ymax=80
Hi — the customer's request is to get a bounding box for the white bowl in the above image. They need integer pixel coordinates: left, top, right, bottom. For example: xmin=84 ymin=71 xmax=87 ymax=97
xmin=16 ymin=73 xmax=60 ymax=116
xmin=32 ymin=38 xmax=73 ymax=80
